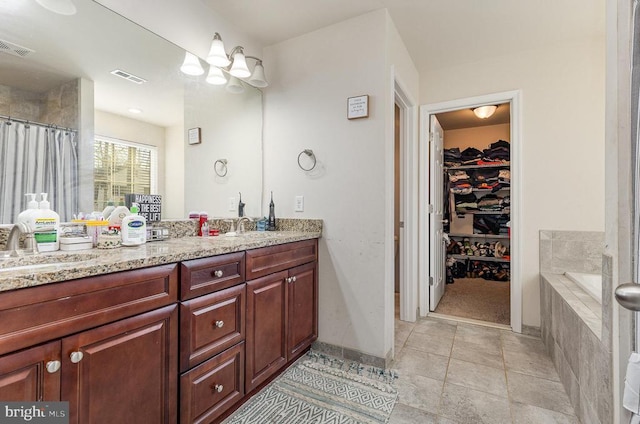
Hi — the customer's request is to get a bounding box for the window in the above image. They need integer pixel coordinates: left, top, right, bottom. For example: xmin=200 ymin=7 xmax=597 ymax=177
xmin=94 ymin=136 xmax=157 ymax=211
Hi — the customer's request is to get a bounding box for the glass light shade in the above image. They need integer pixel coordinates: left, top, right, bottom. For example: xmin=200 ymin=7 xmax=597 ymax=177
xmin=229 ymin=51 xmax=251 ymax=78
xmin=206 ymin=36 xmax=230 ymax=67
xmin=226 ymin=76 xmax=245 ymax=94
xmin=36 ymin=0 xmax=77 ymax=15
xmin=248 ymin=62 xmax=268 ymax=88
xmin=206 ymin=66 xmax=227 ymax=85
xmin=180 ymin=52 xmax=204 ymax=76
xmin=473 ymin=105 xmax=497 ymax=119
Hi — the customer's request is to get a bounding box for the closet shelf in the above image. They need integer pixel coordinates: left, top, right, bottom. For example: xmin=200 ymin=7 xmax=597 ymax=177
xmin=455 ymin=210 xmax=509 ymax=215
xmin=448 ymin=233 xmax=510 ymax=240
xmin=448 ymin=254 xmax=510 ymax=263
xmin=445 ymin=163 xmax=510 ymax=170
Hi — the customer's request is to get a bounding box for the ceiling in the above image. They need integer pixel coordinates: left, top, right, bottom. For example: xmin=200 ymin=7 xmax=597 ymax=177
xmin=0 ymin=0 xmax=605 ymax=128
xmin=436 ymin=103 xmax=510 ymax=131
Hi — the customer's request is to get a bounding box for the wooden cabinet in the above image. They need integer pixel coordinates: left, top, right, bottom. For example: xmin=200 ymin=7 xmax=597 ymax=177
xmin=0 ymin=341 xmax=61 ymax=401
xmin=62 ymin=304 xmax=178 ymax=424
xmin=180 ymin=253 xmax=247 ymax=424
xmin=0 ymin=265 xmax=179 ymax=424
xmin=245 ymin=240 xmax=318 ymax=392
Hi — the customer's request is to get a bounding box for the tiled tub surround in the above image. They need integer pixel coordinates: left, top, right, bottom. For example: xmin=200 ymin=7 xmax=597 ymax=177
xmin=539 ymin=230 xmax=612 ymax=424
xmin=0 ymin=219 xmax=322 ymax=292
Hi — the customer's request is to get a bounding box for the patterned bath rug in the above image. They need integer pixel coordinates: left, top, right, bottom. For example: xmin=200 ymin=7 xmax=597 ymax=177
xmin=223 ymin=351 xmax=399 ymax=424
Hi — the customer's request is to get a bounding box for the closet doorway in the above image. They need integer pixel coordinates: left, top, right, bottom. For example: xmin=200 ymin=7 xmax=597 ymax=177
xmin=419 ymin=91 xmax=522 ymax=333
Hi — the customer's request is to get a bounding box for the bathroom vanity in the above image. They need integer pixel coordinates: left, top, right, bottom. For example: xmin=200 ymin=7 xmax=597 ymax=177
xmin=0 ymin=229 xmax=320 ymax=424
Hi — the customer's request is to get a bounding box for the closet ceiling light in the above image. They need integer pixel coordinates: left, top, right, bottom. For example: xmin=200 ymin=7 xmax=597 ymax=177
xmin=180 ymin=31 xmax=268 ymax=90
xmin=473 ymin=105 xmax=497 ymax=119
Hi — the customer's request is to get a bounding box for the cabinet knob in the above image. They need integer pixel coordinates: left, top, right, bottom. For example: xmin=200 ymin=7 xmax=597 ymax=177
xmin=292 ymin=276 xmax=297 ymax=282
xmin=213 ymin=270 xmax=224 ymax=278
xmin=212 ymin=384 xmax=224 ymax=393
xmin=214 ymin=320 xmax=224 ymax=328
xmin=69 ymin=351 xmax=84 ymax=364
xmin=46 ymin=360 xmax=61 ymax=373
xmin=286 ymin=277 xmax=292 ymax=283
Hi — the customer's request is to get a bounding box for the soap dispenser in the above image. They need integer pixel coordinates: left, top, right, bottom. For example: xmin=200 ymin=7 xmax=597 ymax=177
xmin=31 ymin=193 xmax=60 ymax=252
xmin=267 ymin=191 xmax=276 ymax=231
xmin=238 ymin=192 xmax=245 ymax=217
xmin=17 ymin=193 xmax=38 ymax=223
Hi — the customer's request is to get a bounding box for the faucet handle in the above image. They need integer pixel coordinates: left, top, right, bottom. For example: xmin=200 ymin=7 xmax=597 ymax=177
xmin=224 ymin=219 xmax=236 ymax=233
xmin=23 ymin=233 xmax=39 ymax=255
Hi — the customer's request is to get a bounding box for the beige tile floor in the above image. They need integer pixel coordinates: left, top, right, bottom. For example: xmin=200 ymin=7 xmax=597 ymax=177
xmin=390 ymin=302 xmax=579 ymax=423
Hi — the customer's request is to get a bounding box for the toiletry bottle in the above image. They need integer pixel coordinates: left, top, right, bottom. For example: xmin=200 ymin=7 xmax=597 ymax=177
xmin=201 ymin=220 xmax=209 ymax=237
xmin=17 ymin=193 xmax=38 ymax=223
xmin=30 ymin=193 xmax=60 ymax=252
xmin=267 ymin=191 xmax=276 ymax=231
xmin=101 ymin=200 xmax=115 ymax=219
xmin=108 ymin=202 xmax=131 ymax=229
xmin=199 ymin=211 xmax=208 ymax=236
xmin=238 ymin=192 xmax=245 ymax=217
xmin=121 ymin=203 xmax=147 ymax=246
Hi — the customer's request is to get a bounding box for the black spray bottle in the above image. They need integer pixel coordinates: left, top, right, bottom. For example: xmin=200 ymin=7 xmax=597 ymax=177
xmin=267 ymin=191 xmax=276 ymax=231
xmin=238 ymin=192 xmax=245 ymax=217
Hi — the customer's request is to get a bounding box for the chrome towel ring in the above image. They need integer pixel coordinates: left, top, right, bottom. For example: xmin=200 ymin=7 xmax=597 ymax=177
xmin=297 ymin=149 xmax=316 ymax=171
xmin=214 ymin=159 xmax=228 ymax=177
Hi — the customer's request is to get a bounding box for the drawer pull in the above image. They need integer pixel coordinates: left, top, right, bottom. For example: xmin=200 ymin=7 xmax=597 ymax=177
xmin=46 ymin=360 xmax=61 ymax=373
xmin=286 ymin=277 xmax=291 ymax=283
xmin=213 ymin=270 xmax=224 ymax=278
xmin=214 ymin=320 xmax=224 ymax=328
xmin=70 ymin=351 xmax=84 ymax=364
xmin=292 ymin=276 xmax=297 ymax=282
xmin=213 ymin=384 xmax=224 ymax=393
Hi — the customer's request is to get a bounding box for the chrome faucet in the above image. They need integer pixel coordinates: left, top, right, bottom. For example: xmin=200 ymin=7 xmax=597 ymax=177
xmin=5 ymin=222 xmax=38 ymax=257
xmin=237 ymin=217 xmax=253 ymax=234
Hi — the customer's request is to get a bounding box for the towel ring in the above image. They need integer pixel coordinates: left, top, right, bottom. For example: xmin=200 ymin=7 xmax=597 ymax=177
xmin=214 ymin=159 xmax=228 ymax=177
xmin=297 ymin=149 xmax=316 ymax=171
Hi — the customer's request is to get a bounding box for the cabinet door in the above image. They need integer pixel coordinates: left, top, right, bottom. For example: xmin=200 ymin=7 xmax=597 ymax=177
xmin=0 ymin=341 xmax=61 ymax=401
xmin=245 ymin=271 xmax=288 ymax=392
xmin=287 ymin=261 xmax=318 ymax=360
xmin=61 ymin=304 xmax=178 ymax=424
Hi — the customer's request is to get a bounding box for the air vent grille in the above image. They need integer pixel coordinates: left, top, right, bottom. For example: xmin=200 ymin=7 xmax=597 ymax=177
xmin=110 ymin=69 xmax=147 ymax=84
xmin=0 ymin=39 xmax=34 ymax=57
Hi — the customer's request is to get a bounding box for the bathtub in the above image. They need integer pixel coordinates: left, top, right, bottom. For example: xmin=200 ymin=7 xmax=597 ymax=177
xmin=564 ymin=272 xmax=602 ymax=304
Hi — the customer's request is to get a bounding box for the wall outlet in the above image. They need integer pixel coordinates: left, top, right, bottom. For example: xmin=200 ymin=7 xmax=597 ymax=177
xmin=294 ymin=195 xmax=304 ymax=212
xmin=228 ymin=197 xmax=236 ymax=211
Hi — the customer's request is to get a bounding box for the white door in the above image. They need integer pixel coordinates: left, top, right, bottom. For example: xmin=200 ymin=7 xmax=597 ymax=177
xmin=429 ymin=115 xmax=445 ymax=311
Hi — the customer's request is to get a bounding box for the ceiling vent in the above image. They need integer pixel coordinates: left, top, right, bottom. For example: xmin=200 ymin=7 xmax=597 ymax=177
xmin=110 ymin=69 xmax=147 ymax=84
xmin=0 ymin=39 xmax=35 ymax=58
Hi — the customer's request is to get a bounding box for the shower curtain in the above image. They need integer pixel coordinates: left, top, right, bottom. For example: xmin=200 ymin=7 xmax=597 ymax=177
xmin=0 ymin=120 xmax=78 ymax=224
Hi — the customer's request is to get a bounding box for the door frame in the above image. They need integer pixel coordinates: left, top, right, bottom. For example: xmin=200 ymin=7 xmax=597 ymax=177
xmin=419 ymin=90 xmax=522 ymax=333
xmin=393 ymin=73 xmax=419 ymax=323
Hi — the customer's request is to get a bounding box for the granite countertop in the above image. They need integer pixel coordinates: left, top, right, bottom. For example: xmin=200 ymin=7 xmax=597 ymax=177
xmin=0 ymin=230 xmax=321 ymax=293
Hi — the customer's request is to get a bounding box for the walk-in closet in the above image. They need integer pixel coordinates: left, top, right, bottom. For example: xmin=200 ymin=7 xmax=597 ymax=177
xmin=435 ymin=104 xmax=511 ymax=325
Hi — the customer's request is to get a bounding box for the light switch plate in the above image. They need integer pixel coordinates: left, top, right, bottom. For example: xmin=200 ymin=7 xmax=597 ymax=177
xmin=294 ymin=195 xmax=304 ymax=212
xmin=228 ymin=197 xmax=236 ymax=211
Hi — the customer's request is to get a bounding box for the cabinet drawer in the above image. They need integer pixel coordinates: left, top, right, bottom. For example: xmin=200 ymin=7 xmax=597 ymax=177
xmin=0 ymin=264 xmax=178 ymax=356
xmin=245 ymin=239 xmax=317 ymax=280
xmin=181 ymin=253 xmax=245 ymax=300
xmin=180 ymin=342 xmax=244 ymax=424
xmin=180 ymin=284 xmax=246 ymax=372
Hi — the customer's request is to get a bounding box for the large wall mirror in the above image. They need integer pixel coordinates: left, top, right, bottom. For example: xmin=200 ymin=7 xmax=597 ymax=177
xmin=0 ymin=0 xmax=263 ymax=224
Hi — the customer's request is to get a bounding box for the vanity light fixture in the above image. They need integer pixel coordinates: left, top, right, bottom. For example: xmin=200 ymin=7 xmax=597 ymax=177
xmin=128 ymin=108 xmax=142 ymax=114
xmin=189 ymin=32 xmax=268 ymax=89
xmin=180 ymin=52 xmax=205 ymax=76
xmin=35 ymin=0 xmax=77 ymax=15
xmin=225 ymin=76 xmax=245 ymax=94
xmin=473 ymin=105 xmax=498 ymax=119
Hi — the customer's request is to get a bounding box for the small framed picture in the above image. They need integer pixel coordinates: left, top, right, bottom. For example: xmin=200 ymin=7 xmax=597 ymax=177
xmin=188 ymin=127 xmax=201 ymax=145
xmin=347 ymin=95 xmax=369 ymax=120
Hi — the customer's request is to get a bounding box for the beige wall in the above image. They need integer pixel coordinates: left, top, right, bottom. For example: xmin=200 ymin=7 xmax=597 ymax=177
xmin=421 ymin=39 xmax=606 ymax=327
xmin=443 ymin=123 xmax=510 ymax=151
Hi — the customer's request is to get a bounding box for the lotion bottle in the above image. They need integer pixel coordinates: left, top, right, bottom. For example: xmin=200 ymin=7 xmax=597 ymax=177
xmin=31 ymin=193 xmax=60 ymax=252
xmin=121 ymin=203 xmax=147 ymax=246
xmin=17 ymin=193 xmax=38 ymax=223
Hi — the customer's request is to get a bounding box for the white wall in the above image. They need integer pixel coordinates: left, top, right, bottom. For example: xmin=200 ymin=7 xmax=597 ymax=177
xmin=165 ymin=122 xmax=185 ymax=219
xmin=263 ymin=10 xmax=418 ymax=359
xmin=421 ymin=40 xmax=606 ymax=327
